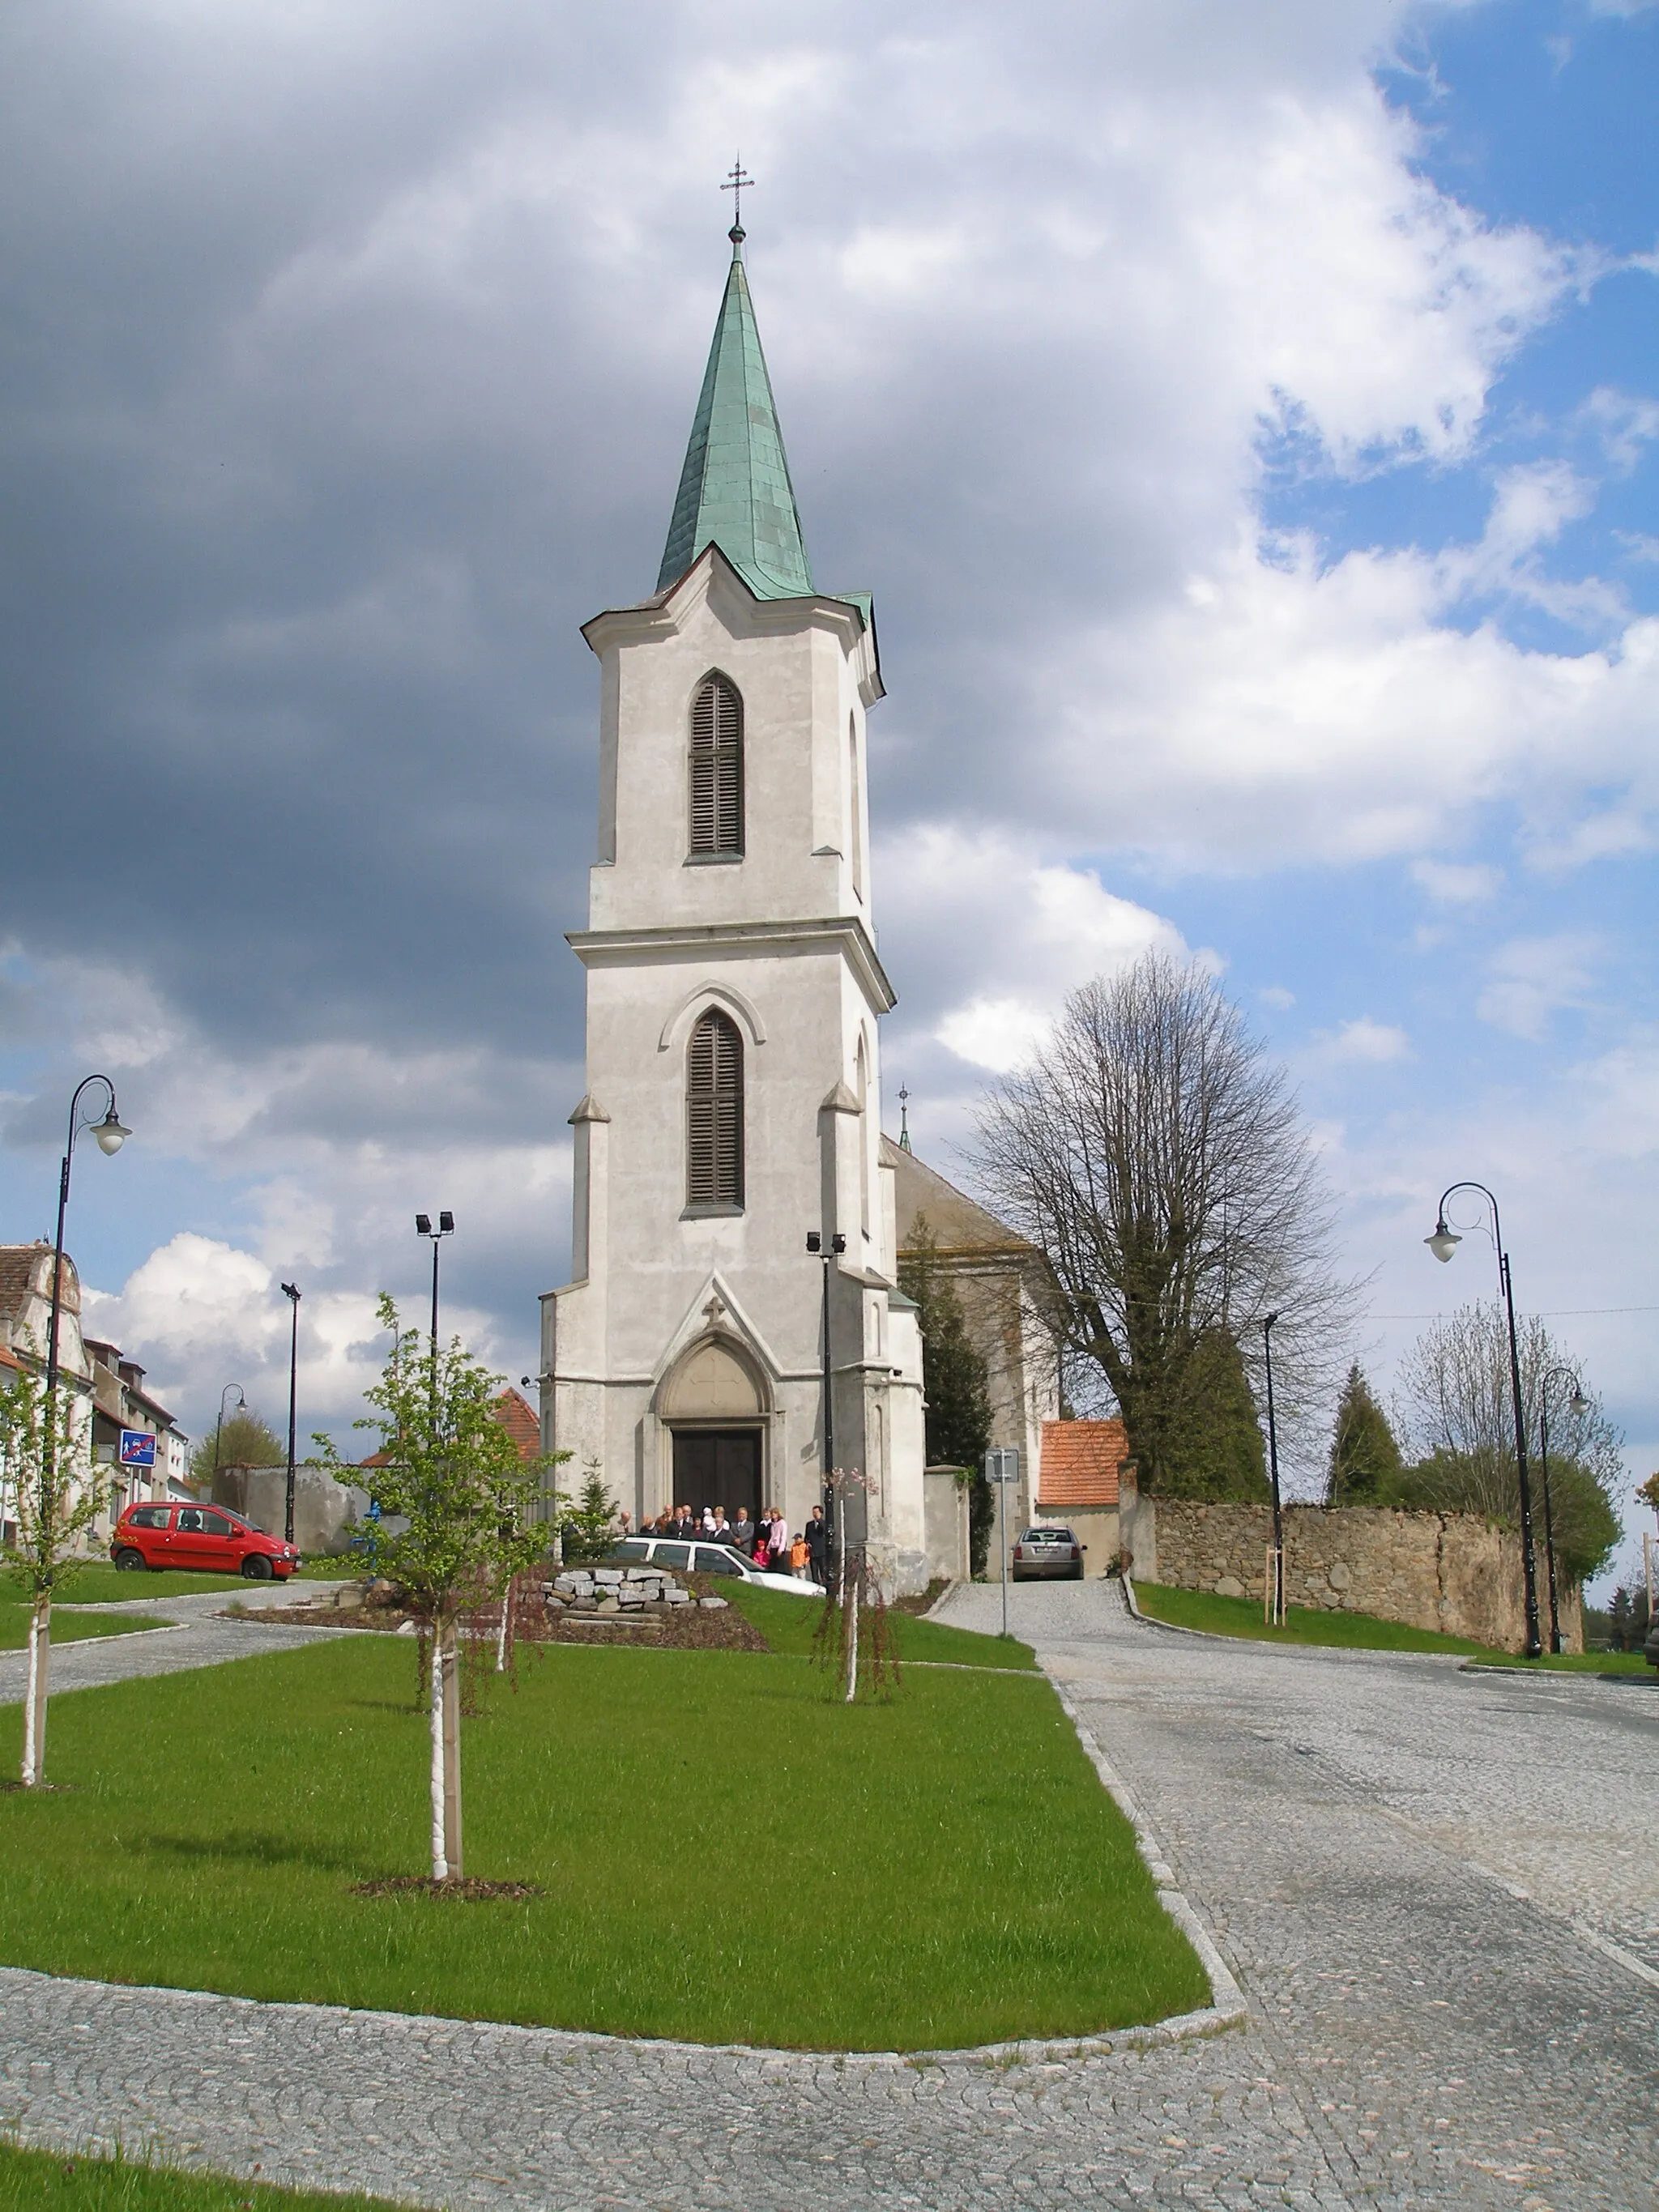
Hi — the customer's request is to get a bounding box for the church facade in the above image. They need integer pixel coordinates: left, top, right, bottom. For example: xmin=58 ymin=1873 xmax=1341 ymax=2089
xmin=539 ymin=223 xmax=929 ymax=1593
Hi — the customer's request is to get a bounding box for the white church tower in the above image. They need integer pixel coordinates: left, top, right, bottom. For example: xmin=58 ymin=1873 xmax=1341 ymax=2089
xmin=540 ymin=214 xmax=928 ymax=1592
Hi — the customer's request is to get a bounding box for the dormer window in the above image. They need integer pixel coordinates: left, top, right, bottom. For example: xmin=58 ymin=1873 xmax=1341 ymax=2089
xmin=689 ymin=674 xmax=744 ymax=858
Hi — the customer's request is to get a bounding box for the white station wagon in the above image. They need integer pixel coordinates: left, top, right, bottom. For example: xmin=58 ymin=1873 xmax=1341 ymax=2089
xmin=612 ymin=1536 xmax=819 ymax=1598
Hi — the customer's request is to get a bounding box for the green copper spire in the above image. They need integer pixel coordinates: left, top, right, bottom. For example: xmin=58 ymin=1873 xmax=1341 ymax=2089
xmin=656 ymin=229 xmax=814 ymax=601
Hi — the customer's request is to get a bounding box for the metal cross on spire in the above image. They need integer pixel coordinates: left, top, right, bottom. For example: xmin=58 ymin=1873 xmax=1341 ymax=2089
xmin=722 ymin=157 xmax=754 ymax=241
xmin=898 ymin=1085 xmax=911 ymax=1153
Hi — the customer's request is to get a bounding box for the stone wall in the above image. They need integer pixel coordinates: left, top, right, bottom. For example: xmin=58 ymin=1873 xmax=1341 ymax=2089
xmin=1122 ymin=1494 xmax=1582 ymax=1656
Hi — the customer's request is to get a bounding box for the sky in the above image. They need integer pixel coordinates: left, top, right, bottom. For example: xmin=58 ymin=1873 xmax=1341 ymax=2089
xmin=2 ymin=0 xmax=1655 ymax=1592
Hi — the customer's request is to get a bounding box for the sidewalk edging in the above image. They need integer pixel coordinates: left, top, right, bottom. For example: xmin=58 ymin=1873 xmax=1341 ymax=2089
xmin=1045 ymin=1660 xmax=1247 ymax=2035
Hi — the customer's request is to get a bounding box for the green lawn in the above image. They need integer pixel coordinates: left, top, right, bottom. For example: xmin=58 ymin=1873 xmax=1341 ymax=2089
xmin=52 ymin=1567 xmax=273 ymax=1605
xmin=725 ymin=1581 xmax=1038 ymax=1669
xmin=0 ymin=1633 xmax=1205 ymax=2051
xmin=1133 ymin=1579 xmax=1654 ymax=1671
xmin=0 ymin=1602 xmax=168 ymax=1652
xmin=0 ymin=2142 xmax=409 ymax=2211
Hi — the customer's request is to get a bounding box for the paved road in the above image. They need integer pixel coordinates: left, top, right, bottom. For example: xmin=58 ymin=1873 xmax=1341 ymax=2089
xmin=0 ymin=1580 xmax=358 ymax=1706
xmin=0 ymin=1579 xmax=1654 ymax=2210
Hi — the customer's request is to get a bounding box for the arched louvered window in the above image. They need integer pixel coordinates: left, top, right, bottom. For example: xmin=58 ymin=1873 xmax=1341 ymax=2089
xmin=686 ymin=1008 xmax=744 ymax=1209
xmin=689 ymin=674 xmax=744 ymax=856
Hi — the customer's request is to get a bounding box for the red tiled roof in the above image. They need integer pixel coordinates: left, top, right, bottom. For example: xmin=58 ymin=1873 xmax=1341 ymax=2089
xmin=1037 ymin=1419 xmax=1128 ymax=1510
xmin=494 ymin=1387 xmax=540 ymax=1463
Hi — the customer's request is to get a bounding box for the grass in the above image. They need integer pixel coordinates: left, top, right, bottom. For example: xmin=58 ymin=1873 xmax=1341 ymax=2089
xmin=52 ymin=1567 xmax=274 ymax=1605
xmin=723 ymin=1580 xmax=1038 ymax=1668
xmin=0 ymin=1602 xmax=166 ymax=1652
xmin=0 ymin=2142 xmax=409 ymax=2210
xmin=0 ymin=1630 xmax=1206 ymax=2051
xmin=1133 ymin=1579 xmax=1656 ymax=1672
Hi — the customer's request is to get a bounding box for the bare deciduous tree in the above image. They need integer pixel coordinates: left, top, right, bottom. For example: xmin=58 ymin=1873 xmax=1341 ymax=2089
xmin=971 ymin=953 xmax=1354 ymax=1494
xmin=1393 ymin=1302 xmax=1623 ymax=1585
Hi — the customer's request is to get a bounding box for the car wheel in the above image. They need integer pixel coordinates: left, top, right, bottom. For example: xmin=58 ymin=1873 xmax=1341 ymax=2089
xmin=241 ymin=1554 xmax=275 ymax=1581
xmin=113 ymin=1547 xmax=145 ymax=1572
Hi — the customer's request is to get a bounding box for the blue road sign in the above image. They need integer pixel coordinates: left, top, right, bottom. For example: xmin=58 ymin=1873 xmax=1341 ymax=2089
xmin=118 ymin=1429 xmax=157 ymax=1468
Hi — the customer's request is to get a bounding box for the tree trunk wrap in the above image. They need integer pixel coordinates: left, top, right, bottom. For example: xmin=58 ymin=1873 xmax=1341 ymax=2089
xmin=21 ymin=1596 xmax=51 ymax=1787
xmin=440 ymin=1620 xmax=463 ymax=1877
xmin=428 ymin=1628 xmax=446 ymax=1881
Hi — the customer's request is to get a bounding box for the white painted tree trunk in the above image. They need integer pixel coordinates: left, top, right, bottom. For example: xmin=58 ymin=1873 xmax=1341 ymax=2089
xmin=439 ymin=1620 xmax=463 ymax=1877
xmin=494 ymin=1575 xmax=511 ymax=1674
xmin=21 ymin=1596 xmax=50 ymax=1786
xmin=843 ymin=1576 xmax=859 ymax=1704
xmin=428 ymin=1627 xmax=447 ymax=1880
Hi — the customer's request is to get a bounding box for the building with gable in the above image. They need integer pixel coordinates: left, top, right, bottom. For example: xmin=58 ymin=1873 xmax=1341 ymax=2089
xmin=0 ymin=1242 xmax=190 ymax=1549
xmin=539 ymin=219 xmax=928 ymax=1591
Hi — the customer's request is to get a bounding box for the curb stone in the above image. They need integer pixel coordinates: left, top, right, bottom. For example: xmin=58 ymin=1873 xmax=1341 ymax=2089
xmin=1043 ymin=1675 xmax=1248 ymax=2036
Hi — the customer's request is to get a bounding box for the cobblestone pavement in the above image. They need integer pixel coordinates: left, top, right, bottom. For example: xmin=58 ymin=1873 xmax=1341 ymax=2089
xmin=0 ymin=1580 xmax=1653 ymax=2210
xmin=0 ymin=1581 xmax=357 ymax=1704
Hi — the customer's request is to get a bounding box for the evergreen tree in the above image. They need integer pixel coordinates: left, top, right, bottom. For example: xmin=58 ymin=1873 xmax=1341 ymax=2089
xmin=1325 ymin=1362 xmax=1403 ymax=1504
xmin=1152 ymin=1328 xmax=1270 ymax=1502
xmin=898 ymin=1216 xmax=994 ymax=1573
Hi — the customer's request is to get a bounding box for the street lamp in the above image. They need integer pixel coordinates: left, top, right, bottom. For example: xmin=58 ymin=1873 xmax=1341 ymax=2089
xmin=415 ymin=1212 xmax=455 ymax=1366
xmin=1425 ymin=1181 xmax=1542 ymax=1658
xmin=1537 ymin=1365 xmax=1588 ymax=1656
xmin=806 ymin=1230 xmax=847 ymax=1591
xmin=1260 ymin=1312 xmax=1286 ymax=1626
xmin=209 ymin=1382 xmax=246 ymax=1498
xmin=42 ymin=1075 xmax=130 ymax=1528
xmin=280 ymin=1281 xmax=301 ymax=1547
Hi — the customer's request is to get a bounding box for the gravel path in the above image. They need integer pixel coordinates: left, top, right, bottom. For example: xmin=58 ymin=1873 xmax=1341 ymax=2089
xmin=0 ymin=1578 xmax=1653 ymax=2210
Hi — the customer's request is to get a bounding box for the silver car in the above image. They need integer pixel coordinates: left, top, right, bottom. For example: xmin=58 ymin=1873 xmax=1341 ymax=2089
xmin=1010 ymin=1526 xmax=1085 ymax=1581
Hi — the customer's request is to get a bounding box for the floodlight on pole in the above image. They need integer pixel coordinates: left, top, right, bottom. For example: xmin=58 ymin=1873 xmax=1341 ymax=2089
xmin=281 ymin=1282 xmax=301 ymax=1546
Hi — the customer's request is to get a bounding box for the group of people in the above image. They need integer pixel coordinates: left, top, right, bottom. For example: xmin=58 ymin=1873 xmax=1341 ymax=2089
xmin=629 ymin=1501 xmax=830 ymax=1583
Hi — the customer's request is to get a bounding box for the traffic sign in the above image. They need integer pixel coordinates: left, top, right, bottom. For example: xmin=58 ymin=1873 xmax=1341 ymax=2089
xmin=118 ymin=1430 xmax=157 ymax=1468
xmin=985 ymin=1447 xmax=1020 ymax=1485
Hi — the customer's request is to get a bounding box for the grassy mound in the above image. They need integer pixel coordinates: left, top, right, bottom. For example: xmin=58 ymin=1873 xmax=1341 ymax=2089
xmin=0 ymin=2142 xmax=406 ymax=2211
xmin=1132 ymin=1579 xmax=1652 ymax=1670
xmin=0 ymin=1630 xmax=1205 ymax=2050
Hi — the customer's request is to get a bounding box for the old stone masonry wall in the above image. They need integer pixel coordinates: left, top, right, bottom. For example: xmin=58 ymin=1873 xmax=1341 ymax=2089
xmin=1138 ymin=1500 xmax=1582 ymax=1655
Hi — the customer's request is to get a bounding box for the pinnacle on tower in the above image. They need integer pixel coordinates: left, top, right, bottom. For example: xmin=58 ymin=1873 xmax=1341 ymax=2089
xmin=656 ymin=221 xmax=815 ymax=602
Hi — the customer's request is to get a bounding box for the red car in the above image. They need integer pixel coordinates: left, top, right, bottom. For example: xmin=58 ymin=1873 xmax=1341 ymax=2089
xmin=110 ymin=1502 xmax=301 ymax=1580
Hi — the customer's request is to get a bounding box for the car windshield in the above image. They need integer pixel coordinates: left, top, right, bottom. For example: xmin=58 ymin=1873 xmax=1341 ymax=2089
xmin=692 ymin=1545 xmax=743 ymax=1576
xmin=1021 ymin=1529 xmax=1073 ymax=1544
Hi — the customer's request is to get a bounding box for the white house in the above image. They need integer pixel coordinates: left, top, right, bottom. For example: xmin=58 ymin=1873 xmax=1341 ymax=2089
xmin=539 ymin=220 xmax=928 ymax=1592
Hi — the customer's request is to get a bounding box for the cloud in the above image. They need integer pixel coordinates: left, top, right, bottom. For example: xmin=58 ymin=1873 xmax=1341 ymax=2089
xmin=1309 ymin=1016 xmax=1413 ymax=1064
xmin=1411 ymin=858 xmax=1502 ymax=905
xmin=1259 ymin=985 xmax=1297 ymax=1010
xmin=1475 ymin=931 xmax=1605 ymax=1039
xmin=875 ymin=829 xmax=1188 ymax=1073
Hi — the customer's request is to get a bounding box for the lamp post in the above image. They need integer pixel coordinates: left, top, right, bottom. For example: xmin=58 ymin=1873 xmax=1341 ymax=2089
xmin=1537 ymin=1365 xmax=1587 ymax=1656
xmin=806 ymin=1230 xmax=847 ymax=1590
xmin=1425 ymin=1181 xmax=1542 ymax=1658
xmin=415 ymin=1212 xmax=455 ymax=1370
xmin=1260 ymin=1311 xmax=1286 ymax=1626
xmin=42 ymin=1075 xmax=130 ymax=1528
xmin=209 ymin=1382 xmax=246 ymax=1499
xmin=280 ymin=1282 xmax=301 ymax=1546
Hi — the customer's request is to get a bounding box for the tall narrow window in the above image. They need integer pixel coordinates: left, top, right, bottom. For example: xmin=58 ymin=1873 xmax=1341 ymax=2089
xmin=848 ymin=714 xmax=864 ymax=899
xmin=686 ymin=1008 xmax=744 ymax=1209
xmin=689 ymin=674 xmax=744 ymax=856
